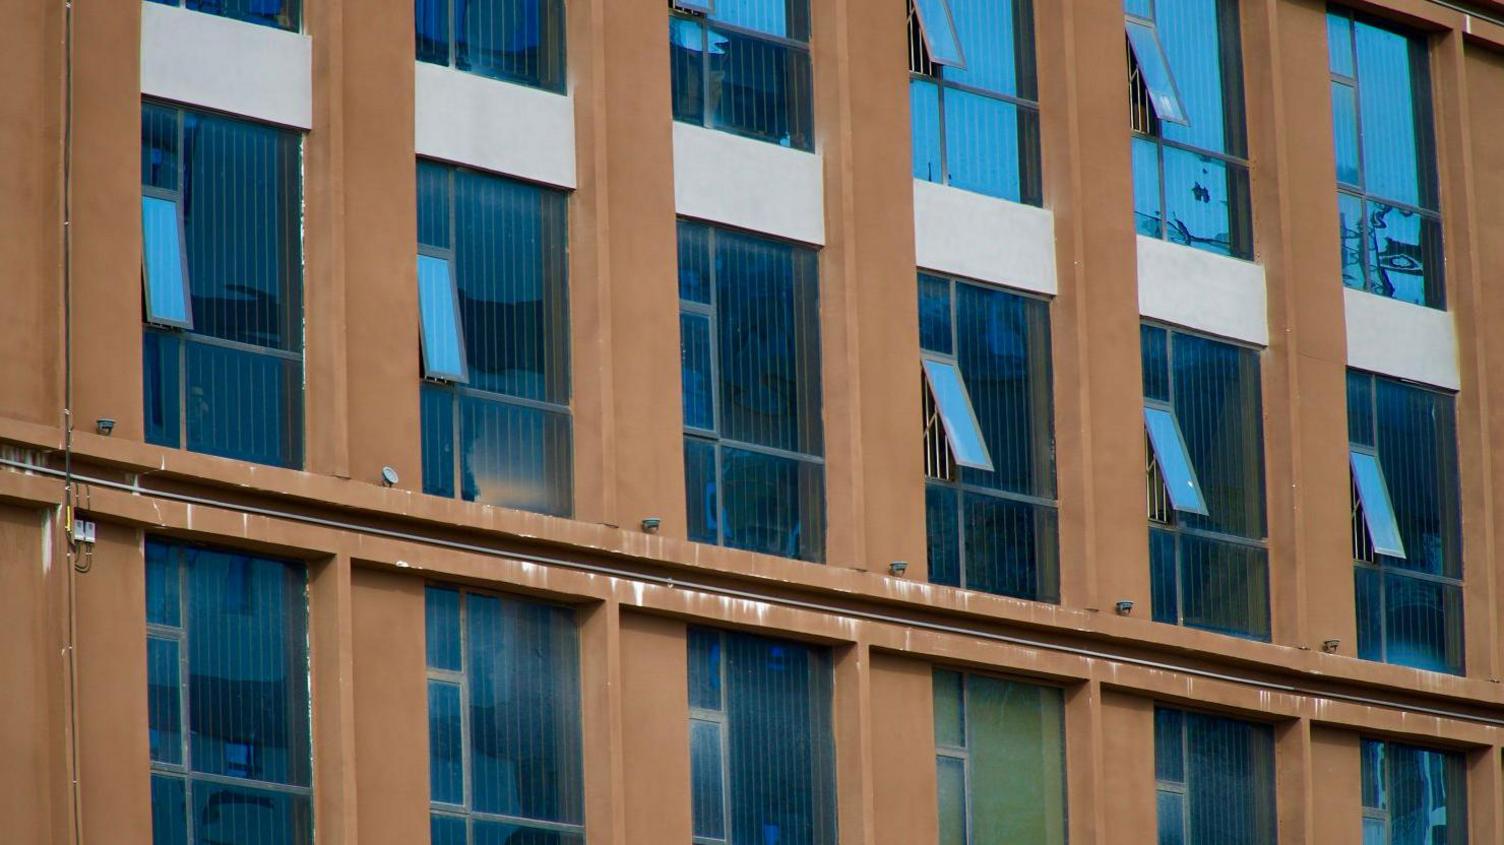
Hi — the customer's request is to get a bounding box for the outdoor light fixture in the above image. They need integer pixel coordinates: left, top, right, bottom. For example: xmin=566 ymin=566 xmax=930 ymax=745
xmin=380 ymin=466 xmax=400 ymax=487
xmin=1115 ymin=600 xmax=1135 ymax=615
xmin=1322 ymin=639 xmax=1341 ymax=653
xmin=889 ymin=560 xmax=908 ymax=577
xmin=95 ymin=418 xmax=115 ymax=435
xmin=641 ymin=517 xmax=662 ymax=533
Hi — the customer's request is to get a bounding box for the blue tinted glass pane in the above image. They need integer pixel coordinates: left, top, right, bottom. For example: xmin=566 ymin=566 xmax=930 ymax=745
xmin=722 ymin=631 xmax=836 ymax=845
xmin=1163 ymin=146 xmax=1247 ymax=258
xmin=1373 ymin=377 xmax=1460 ymax=578
xmin=184 ymin=0 xmax=300 ymax=31
xmin=421 ymin=383 xmax=457 ymax=498
xmin=151 ymin=774 xmax=188 ymax=845
xmin=1346 ymin=371 xmax=1374 ymax=447
xmin=189 ymin=780 xmax=313 ymax=844
xmin=1331 ymin=82 xmax=1361 ymax=186
xmin=1339 ymin=192 xmax=1367 ymax=291
xmin=453 ymin=0 xmax=568 ymax=92
xmin=719 ymin=446 xmax=825 ymax=563
xmin=1362 ymin=818 xmax=1386 ymax=845
xmin=1171 ymin=332 xmax=1264 ymax=537
xmin=1183 ymin=712 xmax=1277 ymax=844
xmin=1126 ymin=21 xmax=1187 ymax=125
xmin=1360 ymin=739 xmax=1385 ymax=809
xmin=925 ymin=484 xmax=961 ymax=587
xmin=943 ymin=0 xmax=1035 ymax=98
xmin=146 ymin=539 xmax=181 ymax=627
xmin=1354 ymin=566 xmax=1384 ymax=661
xmin=431 ymin=814 xmax=468 ymax=845
xmin=1154 ymin=708 xmax=1184 ymax=782
xmin=426 ymin=586 xmax=463 ymax=671
xmin=1351 ymin=451 xmax=1406 ymax=558
xmin=1156 ymin=790 xmax=1186 ymax=845
xmin=937 ymin=755 xmax=968 ymax=845
xmin=962 ymin=492 xmax=1058 ymax=601
xmin=142 ymin=196 xmax=192 ymax=328
xmin=1124 ymin=0 xmax=1153 ymax=17
xmin=1157 ymin=0 xmax=1242 ymax=154
xmin=1365 ymin=200 xmax=1443 ymax=308
xmin=682 ymin=313 xmax=715 ymax=431
xmin=429 ymin=680 xmax=465 ymax=805
xmin=685 ymin=438 xmax=720 ymax=545
xmin=474 ymin=820 xmax=584 ymax=845
xmin=1387 ymin=743 xmax=1466 ymax=842
xmin=415 ymin=0 xmax=451 ymax=66
xmin=914 ymin=0 xmax=964 ymax=66
xmin=932 ymin=669 xmax=964 ymax=748
xmin=705 ymin=27 xmax=814 ymax=150
xmin=709 ymin=0 xmax=808 ymax=40
xmin=942 ymin=89 xmax=1038 ymax=203
xmin=457 ymin=394 xmax=572 ymax=516
xmin=911 ymin=79 xmax=944 ymax=185
xmin=419 ymin=255 xmax=469 ymax=383
xmin=917 ymin=274 xmax=952 ymax=356
xmin=1149 ymin=528 xmax=1178 ymax=624
xmin=688 ymin=628 xmax=724 ymax=711
xmin=185 ymin=547 xmax=311 ymax=786
xmin=670 ymin=18 xmax=707 ymax=126
xmin=678 ymin=219 xmax=712 ymax=304
xmin=715 ymin=229 xmax=822 ymax=455
xmin=148 ymin=637 xmax=183 ymax=764
xmin=467 ymin=594 xmax=584 ymax=824
xmin=924 ymin=358 xmax=994 ymax=472
xmin=141 ymin=103 xmax=178 ymax=191
xmin=144 ymin=330 xmax=182 ymax=449
xmin=453 ymin=168 xmax=570 ymax=403
xmin=1140 ymin=324 xmax=1169 ymax=402
xmin=417 ymin=160 xmax=452 ymax=250
xmin=1177 ymin=533 xmax=1269 ymax=639
xmin=1145 ymin=407 xmax=1207 ymax=515
xmin=1132 ymin=136 xmax=1164 ymax=239
xmin=690 ymin=720 xmax=727 ymax=839
xmin=183 ymin=339 xmax=303 ymax=469
xmin=1355 ymin=21 xmax=1430 ymax=209
xmin=178 ymin=108 xmax=302 ymax=352
xmin=1383 ymin=571 xmax=1462 ymax=674
xmin=1327 ymin=12 xmax=1354 ymax=77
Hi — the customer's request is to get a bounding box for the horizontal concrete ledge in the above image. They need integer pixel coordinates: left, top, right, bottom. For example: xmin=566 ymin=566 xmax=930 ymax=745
xmin=1137 ymin=236 xmax=1268 ymax=346
xmin=140 ymin=2 xmax=313 ymax=129
xmin=672 ymin=123 xmax=825 ymax=245
xmin=414 ymin=63 xmax=577 ymax=189
xmin=913 ymin=181 xmax=1057 ymax=295
xmin=1344 ymin=288 xmax=1459 ymax=390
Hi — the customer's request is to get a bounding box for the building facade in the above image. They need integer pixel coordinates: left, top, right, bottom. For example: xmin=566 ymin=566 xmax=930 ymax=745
xmin=2 ymin=0 xmax=1504 ymax=841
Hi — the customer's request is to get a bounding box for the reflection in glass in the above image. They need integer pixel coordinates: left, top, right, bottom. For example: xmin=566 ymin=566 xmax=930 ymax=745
xmin=413 ymin=0 xmax=567 ymax=92
xmin=671 ymin=7 xmax=814 ymax=150
xmin=1155 ymin=707 xmax=1276 ymax=845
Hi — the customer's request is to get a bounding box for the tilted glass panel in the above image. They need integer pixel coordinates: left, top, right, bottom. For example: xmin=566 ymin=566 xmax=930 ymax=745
xmin=922 ymin=357 xmax=995 ymax=471
xmin=1125 ymin=21 xmax=1188 ymax=125
xmin=1350 ymin=449 xmax=1407 ymax=558
xmin=1144 ymin=407 xmax=1208 ymax=515
xmin=141 ymin=195 xmax=194 ymax=329
xmin=676 ymin=0 xmax=715 ymax=12
xmin=966 ymin=676 xmax=1067 ymax=844
xmin=148 ymin=0 xmax=300 ymax=31
xmin=913 ymin=0 xmax=966 ymax=67
xmin=418 ymin=254 xmax=470 ymax=383
xmin=415 ymin=0 xmax=568 ymax=92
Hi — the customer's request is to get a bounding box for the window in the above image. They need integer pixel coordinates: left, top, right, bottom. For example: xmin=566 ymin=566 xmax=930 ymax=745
xmin=920 ymin=273 xmax=1058 ymax=601
xmin=425 ymin=586 xmax=585 ymax=845
xmin=933 ymin=669 xmax=1066 ymax=845
xmin=141 ymin=102 xmax=304 ymax=469
xmin=1361 ymin=739 xmax=1466 ymax=845
xmin=1348 ymin=371 xmax=1462 ymax=674
xmin=1126 ymin=0 xmax=1252 ymax=259
xmin=669 ymin=0 xmax=814 ymax=150
xmin=417 ymin=161 xmax=573 ymax=517
xmin=146 ymin=538 xmax=312 ymax=845
xmin=146 ymin=0 xmax=300 ymax=31
xmin=679 ymin=220 xmax=825 ymax=563
xmin=1155 ymin=708 xmax=1277 ymax=845
xmin=1142 ymin=324 xmax=1268 ymax=639
xmin=688 ymin=628 xmax=836 ymax=845
xmin=1328 ymin=10 xmax=1442 ymax=308
xmin=909 ymin=0 xmax=1042 ymax=204
xmin=415 ymin=0 xmax=567 ymax=93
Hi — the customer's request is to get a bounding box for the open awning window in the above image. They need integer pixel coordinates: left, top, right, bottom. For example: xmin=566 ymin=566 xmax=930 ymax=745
xmin=140 ymin=193 xmax=194 ymax=330
xmin=417 ymin=252 xmax=469 ymax=383
xmin=1144 ymin=405 xmax=1207 ymax=515
xmin=922 ymin=357 xmax=994 ymax=472
xmin=1125 ymin=19 xmax=1188 ymax=125
xmin=671 ymin=0 xmax=713 ymax=14
xmin=1350 ymin=448 xmax=1407 ymax=558
xmin=912 ymin=0 xmax=966 ymax=67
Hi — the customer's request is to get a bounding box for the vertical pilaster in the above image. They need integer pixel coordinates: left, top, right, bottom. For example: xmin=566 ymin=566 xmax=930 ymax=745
xmin=833 ymin=641 xmax=875 ymax=845
xmin=870 ymin=652 xmax=937 ymax=845
xmin=579 ymin=599 xmax=626 ymax=844
xmin=1309 ymin=728 xmax=1362 ymax=845
xmin=310 ymin=554 xmax=360 ymax=843
xmin=1099 ymin=690 xmax=1156 ymax=845
xmin=620 ymin=611 xmax=693 ymax=842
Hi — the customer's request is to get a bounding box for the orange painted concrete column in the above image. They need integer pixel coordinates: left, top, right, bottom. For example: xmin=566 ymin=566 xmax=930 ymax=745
xmin=1099 ymin=691 xmax=1156 ymax=845
xmin=1309 ymin=728 xmax=1362 ymax=845
xmin=619 ymin=610 xmax=693 ymax=843
xmin=870 ymin=652 xmax=939 ymax=845
xmin=310 ymin=554 xmax=361 ymax=843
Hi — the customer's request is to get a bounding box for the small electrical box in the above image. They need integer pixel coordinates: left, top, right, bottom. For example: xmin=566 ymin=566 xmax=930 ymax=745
xmin=71 ymin=517 xmax=97 ymax=545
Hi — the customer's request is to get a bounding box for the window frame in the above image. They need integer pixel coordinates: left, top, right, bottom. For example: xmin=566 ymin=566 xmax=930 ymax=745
xmin=1349 ymin=445 xmax=1406 ymax=558
xmin=922 ymin=355 xmax=995 ymax=472
xmin=911 ymin=0 xmax=967 ymax=68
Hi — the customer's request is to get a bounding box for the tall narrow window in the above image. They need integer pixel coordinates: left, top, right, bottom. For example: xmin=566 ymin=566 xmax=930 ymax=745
xmin=679 ymin=220 xmax=825 ymax=563
xmin=933 ymin=669 xmax=1067 ymax=845
xmin=670 ymin=0 xmax=814 ymax=150
xmin=909 ymin=0 xmax=1042 ymax=204
xmin=145 ymin=0 xmax=300 ymax=31
xmin=1361 ymin=739 xmax=1467 ymax=844
xmin=415 ymin=0 xmax=567 ymax=92
xmin=146 ymin=538 xmax=312 ymax=845
xmin=417 ymin=160 xmax=573 ymax=517
xmin=425 ymin=586 xmax=585 ymax=845
xmin=1327 ymin=10 xmax=1442 ymax=308
xmin=688 ymin=628 xmax=837 ymax=845
xmin=920 ymin=273 xmax=1058 ymax=601
xmin=141 ymin=101 xmax=305 ymax=469
xmin=1348 ymin=370 xmax=1462 ymax=674
xmin=1126 ymin=0 xmax=1252 ymax=259
xmin=1142 ymin=324 xmax=1269 ymax=639
xmin=1155 ymin=708 xmax=1277 ymax=845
